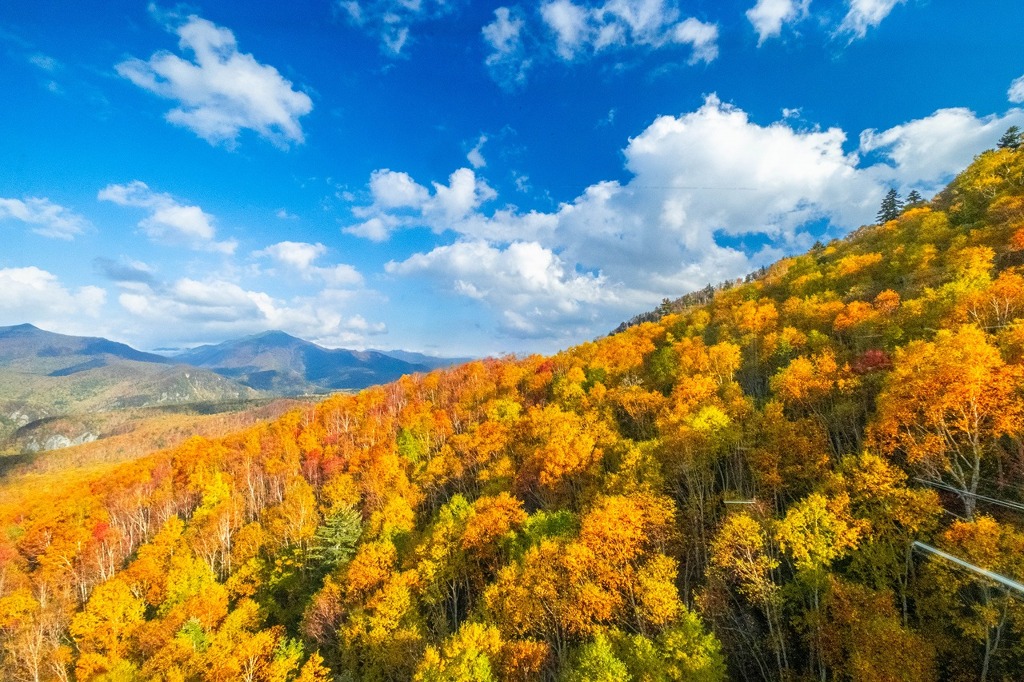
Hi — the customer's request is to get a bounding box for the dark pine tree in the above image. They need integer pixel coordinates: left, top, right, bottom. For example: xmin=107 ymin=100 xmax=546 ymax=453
xmin=997 ymin=125 xmax=1022 ymax=150
xmin=905 ymin=189 xmax=924 ymax=208
xmin=876 ymin=188 xmax=903 ymax=223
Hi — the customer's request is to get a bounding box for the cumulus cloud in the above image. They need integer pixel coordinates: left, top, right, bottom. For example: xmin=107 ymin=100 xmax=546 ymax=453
xmin=539 ymin=96 xmax=881 ymax=298
xmin=671 ymin=17 xmax=719 ymax=64
xmin=0 ymin=267 xmax=106 ymax=325
xmin=116 ymin=15 xmax=312 ymax=147
xmin=118 ymin=277 xmax=384 ymax=346
xmin=98 ymin=180 xmax=237 ymax=253
xmin=0 ymin=196 xmax=89 ymax=239
xmin=746 ymin=0 xmax=810 ymax=45
xmin=338 ymin=0 xmax=463 ymax=56
xmin=1009 ymin=75 xmax=1024 ymax=104
xmin=346 ymin=168 xmax=498 ymax=241
xmin=368 ymin=169 xmax=431 ymax=209
xmin=859 ymin=107 xmax=1024 ymax=192
xmin=387 ymin=240 xmax=607 ymax=338
xmin=837 ymin=0 xmax=905 ymax=39
xmin=541 ymin=0 xmax=590 ymax=59
xmin=367 ymin=97 xmax=1020 ymax=344
xmin=254 ymin=241 xmax=364 ymax=286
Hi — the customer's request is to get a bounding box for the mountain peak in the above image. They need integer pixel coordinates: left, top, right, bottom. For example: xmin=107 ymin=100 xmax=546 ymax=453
xmin=0 ymin=323 xmax=42 ymax=336
xmin=248 ymin=329 xmax=302 ymax=343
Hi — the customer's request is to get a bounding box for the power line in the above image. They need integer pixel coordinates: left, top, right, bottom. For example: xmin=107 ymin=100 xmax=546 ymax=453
xmin=912 ymin=478 xmax=1024 ymax=514
xmin=912 ymin=541 xmax=1024 ymax=597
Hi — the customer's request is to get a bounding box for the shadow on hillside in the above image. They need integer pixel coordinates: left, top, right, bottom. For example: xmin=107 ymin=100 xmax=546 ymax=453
xmin=0 ymin=452 xmax=39 ymax=479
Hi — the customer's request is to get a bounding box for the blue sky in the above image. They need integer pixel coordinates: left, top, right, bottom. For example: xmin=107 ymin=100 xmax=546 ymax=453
xmin=2 ymin=0 xmax=1023 ymax=357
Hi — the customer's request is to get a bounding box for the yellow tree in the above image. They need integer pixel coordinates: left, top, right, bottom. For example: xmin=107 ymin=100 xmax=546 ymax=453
xmin=824 ymin=453 xmax=940 ymax=619
xmin=70 ymin=577 xmax=146 ymax=680
xmin=819 ymin=578 xmax=935 ymax=682
xmin=701 ymin=512 xmax=787 ymax=678
xmin=917 ymin=516 xmax=1024 ymax=681
xmin=413 ymin=622 xmax=505 ymax=682
xmin=872 ymin=325 xmax=1024 ymax=517
xmin=514 ymin=405 xmax=604 ymax=508
xmin=770 ymin=349 xmax=861 ymax=456
xmin=775 ymin=493 xmax=864 ymax=680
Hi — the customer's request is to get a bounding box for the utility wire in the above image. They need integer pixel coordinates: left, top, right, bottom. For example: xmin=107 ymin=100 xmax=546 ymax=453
xmin=912 ymin=478 xmax=1024 ymax=514
xmin=912 ymin=541 xmax=1024 ymax=597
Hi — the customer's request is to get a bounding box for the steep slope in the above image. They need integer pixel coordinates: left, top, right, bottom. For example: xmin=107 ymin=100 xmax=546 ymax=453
xmin=175 ymin=330 xmax=431 ymax=393
xmin=0 ymin=398 xmax=307 ymax=478
xmin=5 ymin=144 xmax=1024 ymax=680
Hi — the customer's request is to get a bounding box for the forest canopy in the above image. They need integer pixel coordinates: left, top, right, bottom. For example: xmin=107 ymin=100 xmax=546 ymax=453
xmin=4 ymin=143 xmax=1024 ymax=680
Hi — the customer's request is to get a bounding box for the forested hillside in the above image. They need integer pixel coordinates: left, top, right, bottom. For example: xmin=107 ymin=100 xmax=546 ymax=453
xmin=4 ymin=142 xmax=1024 ymax=681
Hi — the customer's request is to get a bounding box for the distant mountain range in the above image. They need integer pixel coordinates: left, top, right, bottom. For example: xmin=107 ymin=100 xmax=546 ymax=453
xmin=0 ymin=323 xmax=467 ymax=401
xmin=0 ymin=324 xmax=468 ymax=454
xmin=173 ymin=330 xmax=466 ymax=394
xmin=0 ymin=324 xmax=256 ymax=408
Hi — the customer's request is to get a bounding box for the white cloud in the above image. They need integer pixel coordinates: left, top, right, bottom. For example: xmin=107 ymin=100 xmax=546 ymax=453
xmin=514 ymin=172 xmax=531 ymax=192
xmin=837 ymin=0 xmax=905 ymax=39
xmin=0 ymin=196 xmax=89 ymax=239
xmin=859 ymin=107 xmax=1024 ymax=192
xmin=254 ymin=241 xmax=364 ymax=286
xmin=746 ymin=0 xmax=810 ymax=45
xmin=541 ymin=0 xmax=590 ymax=59
xmin=1009 ymin=75 xmax=1024 ymax=104
xmin=346 ymin=215 xmax=402 ymax=242
xmin=94 ymin=257 xmax=157 ymax=285
xmin=484 ymin=1 xmax=717 ymax=87
xmin=0 ymin=267 xmax=106 ymax=324
xmin=537 ymin=96 xmax=879 ymax=298
xmin=482 ymin=7 xmax=531 ymax=89
xmin=467 ymin=135 xmax=488 ymax=169
xmin=368 ymin=169 xmax=430 ymax=209
xmin=539 ymin=0 xmax=719 ymax=61
xmin=98 ymin=180 xmax=237 ymax=253
xmin=338 ymin=0 xmax=462 ymax=56
xmin=118 ymin=277 xmax=383 ymax=346
xmin=116 ymin=15 xmax=312 ymax=147
xmin=387 ymin=240 xmax=607 ymax=338
xmin=672 ymin=18 xmax=719 ymax=64
xmin=427 ymin=168 xmax=498 ymax=222
xmin=28 ymin=53 xmax=59 ymax=72
xmin=374 ymin=97 xmax=1019 ymax=346
xmin=257 ymin=241 xmax=325 ymax=270
xmin=346 ymin=168 xmax=498 ymax=241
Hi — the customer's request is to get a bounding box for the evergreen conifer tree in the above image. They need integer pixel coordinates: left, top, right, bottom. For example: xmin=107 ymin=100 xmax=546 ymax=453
xmin=876 ymin=188 xmax=903 ymax=223
xmin=997 ymin=125 xmax=1022 ymax=150
xmin=905 ymin=189 xmax=924 ymax=208
xmin=307 ymin=505 xmax=362 ymax=573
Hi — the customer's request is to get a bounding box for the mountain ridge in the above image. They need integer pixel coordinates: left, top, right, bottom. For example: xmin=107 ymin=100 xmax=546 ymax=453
xmin=173 ymin=329 xmax=443 ymax=394
xmin=0 ymin=325 xmax=462 ymax=453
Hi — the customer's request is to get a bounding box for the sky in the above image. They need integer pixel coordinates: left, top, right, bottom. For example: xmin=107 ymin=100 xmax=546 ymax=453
xmin=2 ymin=1 xmax=1024 ymax=357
